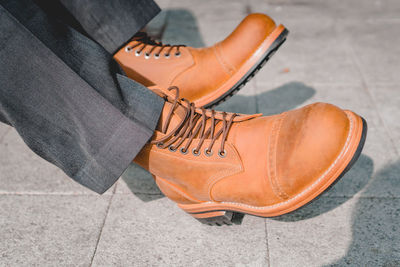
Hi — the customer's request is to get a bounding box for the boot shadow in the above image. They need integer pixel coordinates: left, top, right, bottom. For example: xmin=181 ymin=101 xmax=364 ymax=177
xmin=121 ymin=164 xmax=163 ymax=202
xmin=328 ymin=159 xmax=400 ymax=266
xmin=145 ymin=8 xmax=205 ymax=47
xmin=215 ymin=81 xmax=316 ymax=115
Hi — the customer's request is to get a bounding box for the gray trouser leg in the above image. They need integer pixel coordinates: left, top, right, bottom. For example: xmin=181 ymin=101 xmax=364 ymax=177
xmin=59 ymin=0 xmax=161 ymax=53
xmin=0 ymin=1 xmax=164 ymax=193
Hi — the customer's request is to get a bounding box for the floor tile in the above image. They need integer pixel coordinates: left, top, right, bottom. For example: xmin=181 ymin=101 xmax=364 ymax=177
xmin=247 ymin=0 xmax=400 ymax=21
xmin=343 ymin=22 xmax=400 ymax=86
xmin=0 ymin=195 xmax=110 ymax=266
xmin=0 ymin=122 xmax=11 ymax=141
xmin=267 ymin=196 xmax=400 ymax=267
xmin=0 ymin=129 xmax=113 ymax=195
xmin=253 ymin=19 xmax=362 ymax=86
xmin=364 ymin=84 xmax=400 ymax=153
xmin=92 ymin=194 xmax=268 ymax=266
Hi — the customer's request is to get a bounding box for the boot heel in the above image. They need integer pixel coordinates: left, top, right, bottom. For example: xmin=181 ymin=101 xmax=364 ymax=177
xmin=189 ymin=211 xmax=245 ymax=226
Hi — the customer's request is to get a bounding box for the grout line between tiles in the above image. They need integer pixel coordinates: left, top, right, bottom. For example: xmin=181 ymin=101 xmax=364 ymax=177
xmin=265 ymin=219 xmax=271 ymax=266
xmin=89 ymin=185 xmax=117 ymax=267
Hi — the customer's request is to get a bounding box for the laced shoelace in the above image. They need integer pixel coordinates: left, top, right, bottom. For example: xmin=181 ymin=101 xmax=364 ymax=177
xmin=151 ymin=86 xmax=237 ymax=157
xmin=125 ymin=32 xmax=186 ymax=58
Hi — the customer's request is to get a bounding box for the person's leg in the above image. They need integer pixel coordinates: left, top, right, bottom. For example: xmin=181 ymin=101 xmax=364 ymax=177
xmin=1 ymin=0 xmax=160 ymax=115
xmin=0 ymin=0 xmax=164 ymax=193
xmin=58 ymin=0 xmax=161 ymax=53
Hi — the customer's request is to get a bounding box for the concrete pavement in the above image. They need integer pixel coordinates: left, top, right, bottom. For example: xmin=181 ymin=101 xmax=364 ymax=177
xmin=1 ymin=0 xmax=399 ymax=266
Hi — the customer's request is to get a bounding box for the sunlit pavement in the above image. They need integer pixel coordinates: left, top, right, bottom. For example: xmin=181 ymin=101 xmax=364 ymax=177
xmin=1 ymin=0 xmax=399 ymax=266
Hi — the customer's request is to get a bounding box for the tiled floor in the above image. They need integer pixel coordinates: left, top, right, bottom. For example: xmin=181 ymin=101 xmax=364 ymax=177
xmin=1 ymin=0 xmax=399 ymax=266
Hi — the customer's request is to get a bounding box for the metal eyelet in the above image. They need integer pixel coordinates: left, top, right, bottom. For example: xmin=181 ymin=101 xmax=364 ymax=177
xmin=192 ymin=148 xmax=200 ymax=156
xmin=168 ymin=145 xmax=177 ymax=152
xmin=204 ymin=148 xmax=213 ymax=157
xmin=156 ymin=142 xmax=164 ymax=148
xmin=144 ymin=52 xmax=151 ymax=59
xmin=154 ymin=54 xmax=160 ymax=59
xmin=125 ymin=46 xmax=132 ymax=52
xmin=180 ymin=147 xmax=188 ymax=155
xmin=175 ymin=52 xmax=181 ymax=57
xmin=218 ymin=150 xmax=227 ymax=158
xmin=135 ymin=50 xmax=141 ymax=57
xmin=164 ymin=53 xmax=170 ymax=58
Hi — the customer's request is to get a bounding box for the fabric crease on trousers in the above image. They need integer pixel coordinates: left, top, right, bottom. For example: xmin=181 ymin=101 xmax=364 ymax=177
xmin=0 ymin=0 xmax=163 ymax=193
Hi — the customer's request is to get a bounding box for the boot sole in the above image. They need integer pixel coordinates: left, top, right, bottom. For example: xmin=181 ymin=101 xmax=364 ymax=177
xmin=179 ymin=113 xmax=368 ymax=225
xmin=196 ymin=25 xmax=289 ymax=109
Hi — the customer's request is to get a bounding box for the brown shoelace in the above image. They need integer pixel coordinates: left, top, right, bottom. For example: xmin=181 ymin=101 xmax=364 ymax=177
xmin=151 ymin=87 xmax=237 ymax=157
xmin=125 ymin=32 xmax=186 ymax=58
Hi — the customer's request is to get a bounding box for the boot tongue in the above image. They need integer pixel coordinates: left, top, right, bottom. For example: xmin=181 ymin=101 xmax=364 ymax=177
xmin=156 ymin=101 xmax=187 ymax=134
xmin=132 ymin=32 xmax=158 ymax=45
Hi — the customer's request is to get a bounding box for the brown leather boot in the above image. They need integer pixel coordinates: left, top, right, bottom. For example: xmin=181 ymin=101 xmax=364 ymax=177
xmin=114 ymin=13 xmax=288 ymax=108
xmin=134 ymin=87 xmax=367 ymax=225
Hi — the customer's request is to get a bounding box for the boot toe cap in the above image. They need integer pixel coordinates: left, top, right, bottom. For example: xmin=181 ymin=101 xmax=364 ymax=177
xmin=217 ymin=13 xmax=277 ymax=68
xmin=240 ymin=13 xmax=277 ymax=37
xmin=273 ymin=102 xmax=351 ymax=198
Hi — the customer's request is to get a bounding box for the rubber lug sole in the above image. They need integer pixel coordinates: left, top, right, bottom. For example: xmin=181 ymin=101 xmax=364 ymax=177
xmin=194 ymin=211 xmax=245 ymax=226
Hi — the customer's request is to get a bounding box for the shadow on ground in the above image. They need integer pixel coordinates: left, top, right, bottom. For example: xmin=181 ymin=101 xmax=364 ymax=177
xmin=330 ymin=160 xmax=400 ymax=266
xmin=145 ymin=8 xmax=205 ymax=47
xmin=272 ymin=157 xmax=400 ymax=265
xmin=215 ymin=81 xmax=315 ymax=115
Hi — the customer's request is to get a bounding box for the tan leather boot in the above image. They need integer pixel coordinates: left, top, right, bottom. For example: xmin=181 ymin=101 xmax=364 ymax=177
xmin=134 ymin=87 xmax=367 ymax=225
xmin=114 ymin=13 xmax=288 ymax=108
